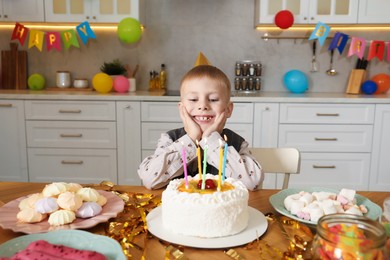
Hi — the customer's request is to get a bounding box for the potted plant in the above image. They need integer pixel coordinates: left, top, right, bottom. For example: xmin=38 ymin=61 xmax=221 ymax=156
xmin=100 ymin=59 xmax=127 ymax=76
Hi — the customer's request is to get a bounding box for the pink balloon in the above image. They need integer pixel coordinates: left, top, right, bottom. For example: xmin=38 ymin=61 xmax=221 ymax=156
xmin=113 ymin=76 xmax=130 ymax=93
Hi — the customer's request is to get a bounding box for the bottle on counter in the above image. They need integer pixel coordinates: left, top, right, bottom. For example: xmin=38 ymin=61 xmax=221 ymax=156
xmin=153 ymin=70 xmax=160 ymax=89
xmin=159 ymin=64 xmax=167 ymax=90
xmin=149 ymin=71 xmax=155 ymax=90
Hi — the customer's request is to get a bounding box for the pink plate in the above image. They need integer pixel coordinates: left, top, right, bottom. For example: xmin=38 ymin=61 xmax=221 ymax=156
xmin=0 ymin=190 xmax=124 ymax=234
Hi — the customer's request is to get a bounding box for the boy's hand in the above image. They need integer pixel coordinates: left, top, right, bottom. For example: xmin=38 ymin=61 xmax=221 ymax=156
xmin=178 ymin=102 xmax=202 ymax=142
xmin=202 ymin=110 xmax=227 ymax=138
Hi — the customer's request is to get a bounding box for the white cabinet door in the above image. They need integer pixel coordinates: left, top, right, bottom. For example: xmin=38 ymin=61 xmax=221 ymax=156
xmin=358 ymin=0 xmax=390 ymax=23
xmin=0 ymin=100 xmax=28 ymax=181
xmin=45 ymin=0 xmax=141 ymax=23
xmin=117 ymin=102 xmax=142 ymax=185
xmin=370 ymin=105 xmax=390 ymax=191
xmin=28 ymin=148 xmax=117 ymax=183
xmin=255 ymin=0 xmax=358 ymax=25
xmin=253 ymin=103 xmax=279 ymax=188
xmin=1 ymin=0 xmax=44 ymax=22
xmin=290 ymin=152 xmax=370 ymax=190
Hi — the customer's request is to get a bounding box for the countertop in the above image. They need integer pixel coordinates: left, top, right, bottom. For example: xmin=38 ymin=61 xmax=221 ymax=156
xmin=1 ymin=89 xmax=390 ymax=103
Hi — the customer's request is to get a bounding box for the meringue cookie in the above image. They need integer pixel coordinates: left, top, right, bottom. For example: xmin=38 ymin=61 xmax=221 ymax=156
xmin=17 ymin=208 xmax=47 ymax=223
xmin=76 ymin=202 xmax=102 ymax=218
xmin=76 ymin=187 xmax=100 ymax=202
xmin=66 ymin=183 xmax=83 ymax=192
xmin=57 ymin=191 xmax=83 ymax=211
xmin=35 ymin=197 xmax=59 ymax=214
xmin=42 ymin=182 xmax=68 ymax=197
xmin=48 ymin=209 xmax=76 ymax=226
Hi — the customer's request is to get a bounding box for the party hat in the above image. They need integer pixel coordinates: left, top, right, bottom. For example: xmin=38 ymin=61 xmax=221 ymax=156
xmin=194 ymin=52 xmax=211 ymax=67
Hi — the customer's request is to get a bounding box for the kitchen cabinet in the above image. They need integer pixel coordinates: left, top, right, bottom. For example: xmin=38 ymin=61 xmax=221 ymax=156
xmin=116 ymin=101 xmax=142 ymax=185
xmin=45 ymin=0 xmax=142 ymax=23
xmin=253 ymin=103 xmax=279 ymax=188
xmin=255 ymin=0 xmax=358 ymax=25
xmin=278 ymin=103 xmax=374 ymax=190
xmin=0 ymin=100 xmax=28 ymax=181
xmin=140 ymin=101 xmax=254 ymax=160
xmin=369 ymin=105 xmax=390 ymax=191
xmin=358 ymin=0 xmax=390 ymax=23
xmin=0 ymin=0 xmax=44 ymax=22
xmin=25 ymin=100 xmax=117 ymax=184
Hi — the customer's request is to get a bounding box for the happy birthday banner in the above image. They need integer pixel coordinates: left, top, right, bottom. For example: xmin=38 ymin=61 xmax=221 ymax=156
xmin=11 ymin=22 xmax=96 ymax=52
xmin=309 ymin=21 xmax=388 ymax=61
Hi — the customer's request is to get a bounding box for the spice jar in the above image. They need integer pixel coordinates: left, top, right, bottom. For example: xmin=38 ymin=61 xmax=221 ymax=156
xmin=311 ymin=213 xmax=388 ymax=259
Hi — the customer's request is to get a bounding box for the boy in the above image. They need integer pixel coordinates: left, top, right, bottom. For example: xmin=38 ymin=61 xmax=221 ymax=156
xmin=138 ymin=65 xmax=263 ymax=190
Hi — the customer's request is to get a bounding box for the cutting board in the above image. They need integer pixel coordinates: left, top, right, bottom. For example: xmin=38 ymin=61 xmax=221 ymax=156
xmin=1 ymin=43 xmax=28 ymax=89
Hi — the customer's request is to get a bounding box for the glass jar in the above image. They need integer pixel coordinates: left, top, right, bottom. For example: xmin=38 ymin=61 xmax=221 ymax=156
xmin=312 ymin=213 xmax=388 ymax=259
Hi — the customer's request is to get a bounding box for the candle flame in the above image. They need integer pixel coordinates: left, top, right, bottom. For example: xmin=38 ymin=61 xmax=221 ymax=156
xmin=224 ymin=134 xmax=227 ymax=141
xmin=196 ymin=139 xmax=199 ymax=147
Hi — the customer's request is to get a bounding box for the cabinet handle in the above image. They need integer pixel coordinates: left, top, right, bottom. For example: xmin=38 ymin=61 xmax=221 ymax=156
xmin=61 ymin=160 xmax=83 ymax=165
xmin=264 ymin=106 xmax=270 ymax=111
xmin=125 ymin=105 xmax=132 ymax=110
xmin=314 ymin=137 xmax=338 ymax=141
xmin=4 ymin=15 xmax=7 ymax=18
xmin=92 ymin=16 xmax=96 ymax=19
xmin=60 ymin=134 xmax=83 ymax=138
xmin=0 ymin=103 xmax=12 ymax=107
xmin=316 ymin=113 xmax=339 ymax=117
xmin=86 ymin=16 xmax=90 ymax=19
xmin=313 ymin=165 xmax=336 ymax=169
xmin=58 ymin=109 xmax=82 ymax=113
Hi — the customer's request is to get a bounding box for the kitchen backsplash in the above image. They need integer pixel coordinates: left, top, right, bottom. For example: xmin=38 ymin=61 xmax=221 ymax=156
xmin=0 ymin=0 xmax=389 ymax=93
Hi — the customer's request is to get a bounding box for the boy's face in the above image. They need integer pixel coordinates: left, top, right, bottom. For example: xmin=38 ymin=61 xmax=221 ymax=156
xmin=180 ymin=77 xmax=233 ymax=132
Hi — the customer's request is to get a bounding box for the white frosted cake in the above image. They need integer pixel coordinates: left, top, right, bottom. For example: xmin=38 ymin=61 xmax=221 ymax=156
xmin=161 ymin=174 xmax=249 ymax=238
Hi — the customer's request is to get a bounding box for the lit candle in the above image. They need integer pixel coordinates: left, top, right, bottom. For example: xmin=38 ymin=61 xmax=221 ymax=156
xmin=181 ymin=142 xmax=189 ymax=189
xmin=196 ymin=139 xmax=202 ymax=180
xmin=218 ymin=139 xmax=223 ymax=191
xmin=202 ymin=138 xmax=208 ymax=190
xmin=222 ymin=135 xmax=228 ymax=184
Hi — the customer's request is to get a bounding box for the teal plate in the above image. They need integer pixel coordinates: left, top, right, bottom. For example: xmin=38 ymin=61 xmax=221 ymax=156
xmin=0 ymin=230 xmax=126 ymax=260
xmin=269 ymin=187 xmax=383 ymax=226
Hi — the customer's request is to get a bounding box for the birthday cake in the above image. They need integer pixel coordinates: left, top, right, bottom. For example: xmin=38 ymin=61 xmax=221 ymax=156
xmin=161 ymin=174 xmax=249 ymax=238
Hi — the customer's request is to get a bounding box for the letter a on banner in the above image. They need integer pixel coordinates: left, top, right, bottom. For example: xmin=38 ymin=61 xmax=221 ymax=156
xmin=28 ymin=29 xmax=44 ymax=51
xmin=11 ymin=23 xmax=29 ymax=46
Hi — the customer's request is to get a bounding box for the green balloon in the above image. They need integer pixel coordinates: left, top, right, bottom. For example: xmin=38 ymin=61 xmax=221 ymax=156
xmin=117 ymin=17 xmax=142 ymax=44
xmin=28 ymin=73 xmax=45 ymax=90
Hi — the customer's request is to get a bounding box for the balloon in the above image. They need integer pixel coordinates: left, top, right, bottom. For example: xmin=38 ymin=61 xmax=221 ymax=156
xmin=275 ymin=10 xmax=294 ymax=29
xmin=113 ymin=75 xmax=130 ymax=93
xmin=28 ymin=73 xmax=45 ymax=90
xmin=92 ymin=73 xmax=113 ymax=93
xmin=361 ymin=80 xmax=377 ymax=95
xmin=371 ymin=73 xmax=390 ymax=94
xmin=283 ymin=70 xmax=308 ymax=93
xmin=117 ymin=18 xmax=142 ymax=44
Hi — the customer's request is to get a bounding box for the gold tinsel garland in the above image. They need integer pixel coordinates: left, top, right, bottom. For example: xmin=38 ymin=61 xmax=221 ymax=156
xmin=92 ymin=182 xmax=313 ymax=259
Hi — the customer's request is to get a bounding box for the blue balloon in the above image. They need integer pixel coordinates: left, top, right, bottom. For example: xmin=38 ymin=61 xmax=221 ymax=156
xmin=361 ymin=80 xmax=378 ymax=95
xmin=283 ymin=70 xmax=309 ymax=93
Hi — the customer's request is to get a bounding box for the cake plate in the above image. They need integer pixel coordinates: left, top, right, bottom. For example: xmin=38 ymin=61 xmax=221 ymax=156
xmin=146 ymin=206 xmax=268 ymax=249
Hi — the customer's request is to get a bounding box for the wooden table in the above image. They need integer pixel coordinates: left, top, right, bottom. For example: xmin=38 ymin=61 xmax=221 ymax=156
xmin=0 ymin=182 xmax=389 ymax=259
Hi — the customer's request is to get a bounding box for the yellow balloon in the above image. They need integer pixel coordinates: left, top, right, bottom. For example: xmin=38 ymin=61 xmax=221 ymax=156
xmin=92 ymin=73 xmax=113 ymax=93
